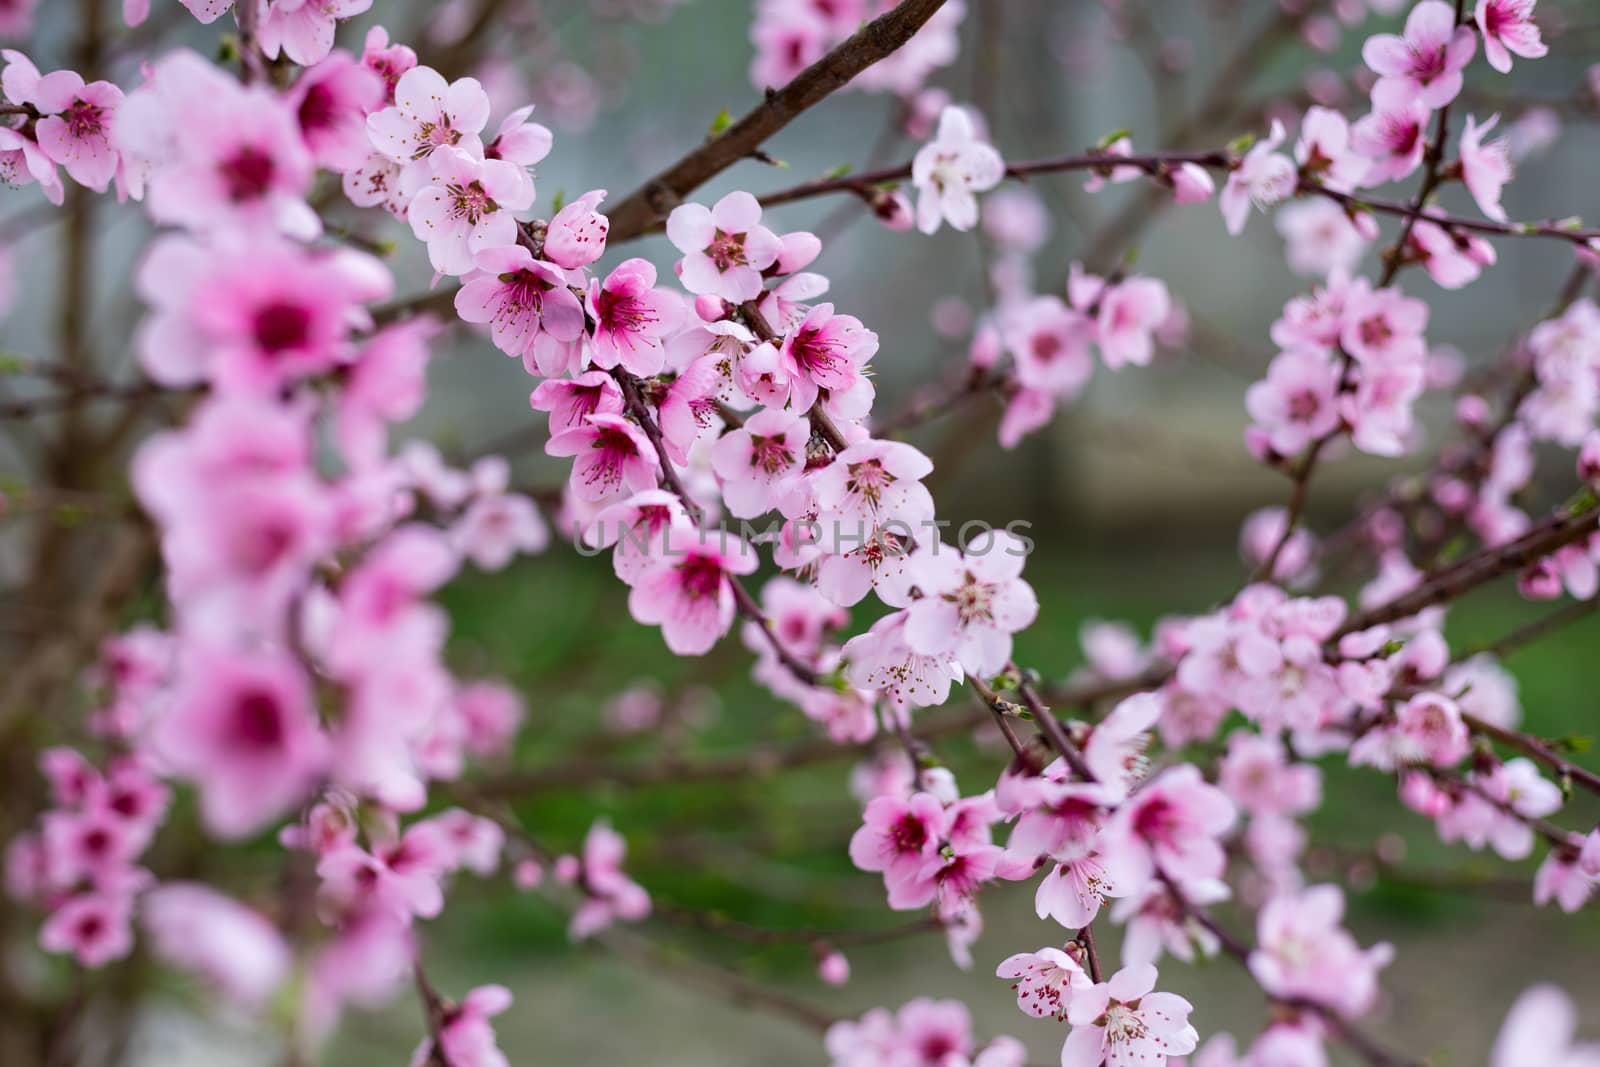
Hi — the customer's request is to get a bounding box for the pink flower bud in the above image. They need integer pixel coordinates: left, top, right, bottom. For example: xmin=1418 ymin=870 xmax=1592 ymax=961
xmin=543 ymin=189 xmax=609 ymax=269
xmin=815 ymin=947 xmax=850 ymax=986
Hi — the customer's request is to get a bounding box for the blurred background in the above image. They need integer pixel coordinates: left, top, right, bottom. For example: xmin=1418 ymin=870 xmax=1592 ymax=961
xmin=3 ymin=0 xmax=1600 ymax=1064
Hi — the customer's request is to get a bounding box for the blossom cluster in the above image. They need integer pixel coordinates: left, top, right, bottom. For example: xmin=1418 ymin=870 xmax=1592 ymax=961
xmin=2 ymin=1 xmax=1600 ymax=1065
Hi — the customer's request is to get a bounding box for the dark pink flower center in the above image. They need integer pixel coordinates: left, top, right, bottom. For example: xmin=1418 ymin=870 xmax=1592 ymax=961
xmin=219 ymin=146 xmax=277 ymax=203
xmin=297 ymin=82 xmax=338 ymax=133
xmin=708 ymin=230 xmax=748 ymax=271
xmin=675 ymin=553 xmax=725 ymax=600
xmin=229 ymin=689 xmax=286 ymax=751
xmin=254 ymin=301 xmax=313 ymax=354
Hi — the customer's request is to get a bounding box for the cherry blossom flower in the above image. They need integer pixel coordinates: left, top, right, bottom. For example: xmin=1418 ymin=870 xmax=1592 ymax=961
xmin=117 ymin=53 xmax=317 ymax=235
xmin=1351 ymin=92 xmax=1430 ymax=186
xmin=546 ymin=412 xmax=659 ymax=504
xmin=1362 ymin=0 xmax=1476 ymax=110
xmin=455 ymin=245 xmax=585 ymax=369
xmin=367 ymin=65 xmax=490 ymax=170
xmin=452 ymin=493 xmax=548 ymax=570
xmin=1294 ymin=106 xmax=1368 ymax=191
xmin=1035 ymin=851 xmax=1123 ymax=928
xmin=995 ymin=947 xmax=1091 ymax=1020
xmin=558 ymin=821 xmax=651 ymax=940
xmin=32 ymin=69 xmax=123 ymax=192
xmin=544 ymin=188 xmax=609 ymax=269
xmin=1245 ymin=348 xmax=1342 ymax=456
xmin=1476 ymin=0 xmax=1547 ymax=74
xmin=842 ymin=609 xmax=964 ymax=711
xmin=812 ymin=439 xmax=937 ymax=552
xmin=1221 ymin=120 xmax=1296 ymax=235
xmin=410 ymin=984 xmax=512 ymax=1067
xmin=911 ymin=105 xmax=1004 ymax=234
xmin=708 ymin=407 xmax=809 ymax=518
xmin=406 ymin=145 xmax=533 ymax=276
xmin=1275 ymin=199 xmax=1371 ymax=278
xmin=779 ymin=303 xmax=879 ymax=412
xmin=142 ymin=883 xmax=291 ymax=1010
xmin=1249 ymin=885 xmax=1393 ymax=1018
xmin=1459 ymin=113 xmax=1513 ymax=222
xmin=902 ymin=533 xmax=1037 ymax=677
xmin=291 ymin=51 xmax=384 ymax=172
xmin=585 ymin=257 xmax=683 ymax=376
xmin=666 ymin=190 xmax=781 ymax=303
xmin=258 ymin=0 xmax=373 ymax=68
xmin=1062 ymin=963 xmax=1199 ymax=1067
xmin=135 ymin=236 xmax=390 ymax=392
xmin=627 ymin=526 xmax=758 ymax=654
xmin=1097 ymin=277 xmax=1171 ymax=370
xmin=41 ymin=892 xmax=137 ymax=967
xmin=155 ymin=645 xmax=327 ymax=839
xmin=1101 ymin=765 xmax=1237 ymax=892
xmin=1002 ymin=295 xmax=1096 ymax=397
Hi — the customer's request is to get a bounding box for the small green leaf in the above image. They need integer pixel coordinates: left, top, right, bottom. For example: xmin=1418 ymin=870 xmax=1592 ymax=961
xmin=708 ymin=108 xmax=733 ymax=137
xmin=823 ymin=163 xmax=853 ymax=180
xmin=1098 ymin=128 xmax=1132 ymax=150
xmin=549 ymin=190 xmax=566 ymax=214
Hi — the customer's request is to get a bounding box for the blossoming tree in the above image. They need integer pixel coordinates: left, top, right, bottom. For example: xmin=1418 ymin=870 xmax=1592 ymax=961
xmin=1 ymin=0 xmax=1599 ymax=1064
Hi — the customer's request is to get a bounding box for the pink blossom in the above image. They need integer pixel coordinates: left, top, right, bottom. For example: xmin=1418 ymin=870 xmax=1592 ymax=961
xmin=1082 ymin=694 xmax=1159 ymax=800
xmin=1295 ymin=106 xmax=1368 ymax=191
xmin=366 ymin=65 xmax=490 ymax=168
xmin=1218 ymin=732 xmax=1321 ymax=817
xmin=1062 ymin=963 xmax=1199 ymax=1067
xmin=627 ymin=526 xmax=757 ymax=655
xmin=1035 ymin=851 xmax=1124 ymax=928
xmin=410 ymin=985 xmax=512 ymax=1067
xmin=585 ymin=489 xmax=688 ymax=583
xmin=1111 ymin=879 xmax=1228 ymax=967
xmin=560 ymin=821 xmax=650 ymax=940
xmin=1246 ymin=348 xmax=1342 ymax=456
xmin=406 ymin=145 xmax=533 ymax=276
xmin=666 ymin=190 xmax=781 ymax=303
xmin=1349 ymin=690 xmax=1470 ymax=770
xmin=1002 ymin=295 xmax=1095 ymax=397
xmin=452 ymin=492 xmax=548 ymax=570
xmin=1102 ymin=765 xmax=1237 ymax=892
xmin=1250 ymin=885 xmax=1393 ymax=1018
xmin=32 ymin=69 xmax=123 ymax=192
xmin=1459 ymin=113 xmax=1513 ymax=222
xmin=849 ymin=792 xmax=946 ymax=886
xmin=318 ymin=821 xmax=453 ymax=922
xmin=155 ymin=645 xmax=327 ymax=839
xmin=1275 ymin=199 xmax=1371 ymax=278
xmin=709 ymin=407 xmax=809 ymax=518
xmin=1351 ymin=92 xmax=1430 ymax=186
xmin=361 ymin=25 xmax=417 ymax=102
xmin=902 ymin=533 xmax=1037 ymax=677
xmin=291 ymin=51 xmax=384 ymax=172
xmin=258 ymin=0 xmax=373 ymax=67
xmin=1362 ymin=1 xmax=1476 ymax=110
xmin=995 ymin=946 xmax=1090 ymax=1020
xmin=544 ymin=188 xmax=610 ymax=269
xmin=1097 ymin=277 xmax=1170 ymax=370
xmin=1533 ymin=849 xmax=1595 ymax=913
xmin=547 ymin=412 xmax=660 ymax=504
xmin=1221 ymin=120 xmax=1296 ymax=235
xmin=779 ymin=303 xmax=879 ymax=412
xmin=911 ymin=106 xmax=1005 ymax=234
xmin=812 ymin=439 xmax=936 ymax=551
xmin=455 ymin=245 xmax=585 ymax=369
xmin=117 ymin=54 xmax=316 ymax=235
xmin=1476 ymin=0 xmax=1547 ymax=74
xmin=1408 ymin=218 xmax=1496 ymax=289
xmin=136 ymin=236 xmax=389 ymax=392
xmin=586 ymin=257 xmax=683 ymax=376
xmin=40 ymin=892 xmax=136 ymax=967
xmin=142 ymin=883 xmax=290 ymax=1010
xmin=484 ymin=104 xmax=553 ymax=170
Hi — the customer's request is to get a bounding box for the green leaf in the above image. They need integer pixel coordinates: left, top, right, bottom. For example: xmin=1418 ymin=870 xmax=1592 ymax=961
xmin=708 ymin=108 xmax=733 ymax=138
xmin=823 ymin=163 xmax=853 ymax=180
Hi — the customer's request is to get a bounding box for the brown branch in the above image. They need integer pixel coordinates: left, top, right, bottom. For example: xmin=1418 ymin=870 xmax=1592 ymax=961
xmin=1335 ymin=504 xmax=1600 ymax=637
xmin=604 ymin=0 xmax=952 ymax=242
xmin=1464 ymin=710 xmax=1600 ymax=799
